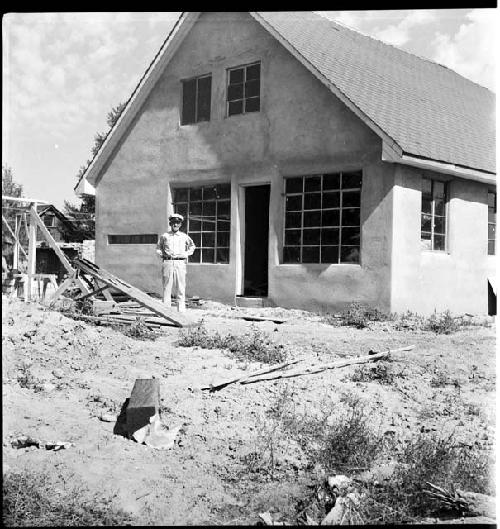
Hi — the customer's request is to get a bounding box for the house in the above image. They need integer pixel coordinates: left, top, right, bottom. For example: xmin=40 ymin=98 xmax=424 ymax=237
xmin=80 ymin=11 xmax=496 ymax=315
xmin=35 ymin=204 xmax=94 ymax=281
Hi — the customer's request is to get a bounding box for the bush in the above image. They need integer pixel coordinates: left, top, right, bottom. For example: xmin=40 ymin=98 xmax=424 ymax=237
xmin=3 ymin=468 xmax=132 ymax=526
xmin=325 ymin=303 xmax=390 ymax=329
xmin=424 ymin=310 xmax=459 ymax=334
xmin=178 ymin=322 xmax=287 ymax=364
xmin=351 ymin=362 xmax=397 ymax=385
xmin=122 ymin=317 xmax=158 ymax=341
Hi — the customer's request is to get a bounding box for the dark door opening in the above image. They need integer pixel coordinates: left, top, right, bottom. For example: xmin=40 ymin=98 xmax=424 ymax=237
xmin=243 ymin=185 xmax=270 ymax=297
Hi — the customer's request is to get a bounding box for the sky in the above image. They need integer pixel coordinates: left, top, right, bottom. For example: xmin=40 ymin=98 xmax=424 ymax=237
xmin=2 ymin=10 xmax=497 ymax=210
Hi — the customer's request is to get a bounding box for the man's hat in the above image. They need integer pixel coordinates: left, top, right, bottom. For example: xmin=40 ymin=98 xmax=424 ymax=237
xmin=169 ymin=213 xmax=184 ymax=222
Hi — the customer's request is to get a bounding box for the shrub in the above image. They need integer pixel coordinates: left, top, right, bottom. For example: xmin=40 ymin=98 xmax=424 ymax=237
xmin=326 ymin=303 xmax=390 ymax=329
xmin=351 ymin=362 xmax=397 ymax=385
xmin=424 ymin=310 xmax=459 ymax=334
xmin=178 ymin=322 xmax=287 ymax=364
xmin=3 ymin=468 xmax=132 ymax=526
xmin=122 ymin=317 xmax=158 ymax=341
xmin=16 ymin=363 xmax=36 ymax=389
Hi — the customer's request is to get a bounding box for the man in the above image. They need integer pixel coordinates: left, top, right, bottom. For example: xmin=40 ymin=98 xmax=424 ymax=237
xmin=156 ymin=213 xmax=195 ymax=312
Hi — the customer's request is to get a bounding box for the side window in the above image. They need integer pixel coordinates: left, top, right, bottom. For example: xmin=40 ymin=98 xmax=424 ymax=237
xmin=181 ymin=74 xmax=212 ymax=125
xmin=172 ymin=184 xmax=231 ymax=264
xmin=421 ymin=177 xmax=447 ymax=251
xmin=227 ymin=62 xmax=260 ymax=117
xmin=488 ymin=191 xmax=496 ymax=255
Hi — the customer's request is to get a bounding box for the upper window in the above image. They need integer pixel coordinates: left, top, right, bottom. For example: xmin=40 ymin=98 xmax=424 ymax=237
xmin=283 ymin=172 xmax=362 ymax=264
xmin=227 ymin=62 xmax=260 ymax=117
xmin=172 ymin=184 xmax=231 ymax=264
xmin=421 ymin=178 xmax=447 ymax=251
xmin=43 ymin=214 xmax=56 ymax=227
xmin=181 ymin=74 xmax=212 ymax=125
xmin=488 ymin=191 xmax=496 ymax=255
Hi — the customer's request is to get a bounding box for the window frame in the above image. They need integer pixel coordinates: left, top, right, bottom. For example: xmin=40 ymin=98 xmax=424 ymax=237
xmin=171 ymin=183 xmax=231 ymax=264
xmin=488 ymin=191 xmax=496 ymax=256
xmin=282 ymin=171 xmax=362 ymax=265
xmin=180 ymin=73 xmax=212 ymax=125
xmin=420 ymin=177 xmax=448 ymax=252
xmin=226 ymin=61 xmax=261 ymax=117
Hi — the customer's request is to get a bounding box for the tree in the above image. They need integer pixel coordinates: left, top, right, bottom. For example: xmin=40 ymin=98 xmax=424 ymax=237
xmin=65 ymin=102 xmax=126 ymax=238
xmin=2 ymin=165 xmax=26 ymax=263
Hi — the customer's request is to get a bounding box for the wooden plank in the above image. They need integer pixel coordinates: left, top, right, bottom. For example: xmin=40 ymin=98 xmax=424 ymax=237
xmin=75 ymin=284 xmax=111 ymax=302
xmin=49 ymin=273 xmax=77 ymax=304
xmin=239 ymin=315 xmax=287 ymax=324
xmin=27 ymin=207 xmax=37 ymax=301
xmin=126 ymin=379 xmax=160 ymax=440
xmin=2 ymin=215 xmax=28 ymax=258
xmin=73 ymin=258 xmax=195 ymax=328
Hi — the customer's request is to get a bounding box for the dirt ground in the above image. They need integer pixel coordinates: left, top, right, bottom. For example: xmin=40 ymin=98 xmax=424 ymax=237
xmin=2 ymin=296 xmax=496 ymax=525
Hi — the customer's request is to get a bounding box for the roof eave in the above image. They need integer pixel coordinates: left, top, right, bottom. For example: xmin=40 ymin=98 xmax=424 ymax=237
xmin=382 ymin=141 xmax=496 ymax=185
xmin=85 ymin=12 xmax=201 ymax=188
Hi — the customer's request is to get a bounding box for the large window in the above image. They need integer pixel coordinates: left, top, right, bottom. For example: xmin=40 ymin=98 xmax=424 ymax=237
xmin=172 ymin=184 xmax=231 ymax=263
xmin=181 ymin=74 xmax=212 ymax=125
xmin=283 ymin=172 xmax=362 ymax=264
xmin=488 ymin=191 xmax=496 ymax=255
xmin=227 ymin=62 xmax=260 ymax=117
xmin=421 ymin=178 xmax=447 ymax=251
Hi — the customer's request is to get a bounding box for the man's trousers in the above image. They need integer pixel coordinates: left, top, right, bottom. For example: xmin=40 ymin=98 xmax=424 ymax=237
xmin=162 ymin=260 xmax=186 ymax=312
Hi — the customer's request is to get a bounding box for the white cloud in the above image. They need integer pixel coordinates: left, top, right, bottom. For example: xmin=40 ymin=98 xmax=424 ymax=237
xmin=374 ymin=10 xmax=438 ymax=46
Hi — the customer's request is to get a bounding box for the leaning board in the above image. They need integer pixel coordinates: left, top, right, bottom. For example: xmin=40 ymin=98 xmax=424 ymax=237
xmin=73 ymin=258 xmax=196 ymax=328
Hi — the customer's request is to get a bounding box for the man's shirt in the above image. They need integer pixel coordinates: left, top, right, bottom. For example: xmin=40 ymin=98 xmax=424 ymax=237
xmin=156 ymin=230 xmax=196 ymax=260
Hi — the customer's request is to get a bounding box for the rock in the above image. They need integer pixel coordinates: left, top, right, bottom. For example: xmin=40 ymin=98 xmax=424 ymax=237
xmin=99 ymin=413 xmax=117 ymax=423
xmin=51 ymin=369 xmax=64 ymax=379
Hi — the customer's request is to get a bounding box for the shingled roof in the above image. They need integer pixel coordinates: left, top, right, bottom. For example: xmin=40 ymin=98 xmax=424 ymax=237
xmin=82 ymin=11 xmax=495 ymax=189
xmin=257 ymin=11 xmax=495 ymax=175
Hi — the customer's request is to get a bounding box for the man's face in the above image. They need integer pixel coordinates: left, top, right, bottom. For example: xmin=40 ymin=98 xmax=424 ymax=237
xmin=170 ymin=220 xmax=182 ymax=232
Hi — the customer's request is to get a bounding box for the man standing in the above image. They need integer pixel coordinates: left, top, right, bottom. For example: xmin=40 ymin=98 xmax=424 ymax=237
xmin=156 ymin=213 xmax=195 ymax=312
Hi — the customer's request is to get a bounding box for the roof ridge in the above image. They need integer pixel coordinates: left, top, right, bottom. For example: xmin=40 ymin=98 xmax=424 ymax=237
xmin=313 ymin=10 xmax=495 ymax=95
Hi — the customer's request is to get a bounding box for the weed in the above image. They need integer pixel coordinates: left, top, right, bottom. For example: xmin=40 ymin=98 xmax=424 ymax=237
xmin=123 ymin=317 xmax=158 ymax=341
xmin=430 ymin=371 xmax=449 ymax=388
xmin=3 ymin=468 xmax=132 ymax=526
xmin=325 ymin=302 xmax=390 ymax=329
xmin=351 ymin=362 xmax=397 ymax=385
xmin=394 ymin=311 xmax=426 ymax=331
xmin=16 ymin=363 xmax=36 ymax=389
xmin=178 ymin=322 xmax=287 ymax=364
xmin=424 ymin=310 xmax=459 ymax=334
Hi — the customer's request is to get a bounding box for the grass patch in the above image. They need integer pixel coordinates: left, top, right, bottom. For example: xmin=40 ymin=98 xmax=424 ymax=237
xmin=3 ymin=468 xmax=132 ymax=526
xmin=325 ymin=302 xmax=390 ymax=329
xmin=351 ymin=362 xmax=401 ymax=385
xmin=178 ymin=322 xmax=287 ymax=364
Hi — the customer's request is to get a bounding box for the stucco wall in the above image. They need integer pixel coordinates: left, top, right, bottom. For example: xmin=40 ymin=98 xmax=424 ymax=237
xmin=95 ymin=11 xmax=392 ymax=310
xmin=391 ymin=164 xmax=492 ymax=315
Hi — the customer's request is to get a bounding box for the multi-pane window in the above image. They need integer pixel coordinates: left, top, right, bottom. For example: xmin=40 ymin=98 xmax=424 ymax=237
xmin=488 ymin=191 xmax=496 ymax=255
xmin=283 ymin=172 xmax=362 ymax=264
xmin=421 ymin=178 xmax=447 ymax=251
xmin=108 ymin=234 xmax=158 ymax=244
xmin=227 ymin=62 xmax=260 ymax=117
xmin=173 ymin=184 xmax=231 ymax=263
xmin=181 ymin=74 xmax=212 ymax=125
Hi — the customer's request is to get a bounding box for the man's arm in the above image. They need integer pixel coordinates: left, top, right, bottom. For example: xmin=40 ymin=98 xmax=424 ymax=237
xmin=185 ymin=235 xmax=196 ymax=257
xmin=156 ymin=234 xmax=173 ymax=259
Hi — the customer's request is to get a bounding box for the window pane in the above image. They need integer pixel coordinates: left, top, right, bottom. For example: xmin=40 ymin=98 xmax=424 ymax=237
xmin=217 ymin=231 xmax=230 ymax=247
xmin=217 ymin=248 xmax=229 ymax=263
xmin=176 ymin=204 xmax=188 ymax=220
xmin=421 ymin=231 xmax=431 ymax=241
xmin=286 ymin=177 xmax=303 ymax=194
xmin=228 ymin=100 xmax=243 ymax=116
xmin=322 ymin=209 xmax=340 ymax=227
xmin=202 ymin=248 xmax=215 ymax=263
xmin=321 ymin=246 xmax=339 ymax=263
xmin=488 ymin=240 xmax=495 ymax=255
xmin=341 ymin=227 xmax=360 ymax=245
xmin=302 ymin=246 xmax=320 ymax=263
xmin=246 ymin=63 xmax=260 ymax=80
xmin=421 ymin=238 xmax=432 ymax=250
xmin=303 ymin=210 xmax=321 ymax=227
xmin=304 ymin=192 xmax=321 ymax=210
xmin=342 ymin=171 xmax=362 ymax=189
xmin=229 ymin=68 xmax=244 ymax=84
xmin=245 ymin=79 xmax=260 ymax=98
xmin=422 ymin=178 xmax=432 ymax=195
xmin=340 ymin=246 xmax=360 ymax=263
xmin=174 ymin=188 xmax=189 ymax=202
xmin=434 ymin=234 xmax=446 ymax=251
xmin=217 ymin=200 xmax=230 ymax=218
xmin=343 ymin=190 xmax=360 ymax=208
xmin=182 ymin=79 xmax=196 ymax=124
xmin=422 ymin=198 xmax=432 ymax=214
xmin=434 ymin=216 xmax=446 ymax=234
xmin=488 ymin=210 xmax=496 ymax=224
xmin=321 ymin=228 xmax=339 ymax=245
xmin=190 ymin=248 xmax=201 ymax=263
xmin=202 ymin=218 xmax=216 ymax=231
xmin=303 ymin=228 xmax=320 ymax=245
xmin=304 ymin=175 xmax=321 ymax=192
xmin=228 ymin=83 xmax=244 ymax=101
xmin=202 ymin=232 xmax=215 ymax=247
xmin=197 ymin=76 xmax=211 ymax=121
xmin=434 ymin=181 xmax=445 ymax=198
xmin=203 ymin=201 xmax=216 ymax=217
xmin=245 ymin=97 xmax=260 ymax=113
xmin=421 ymin=214 xmax=432 ymax=232
xmin=323 ymin=192 xmax=340 ymax=208
xmin=190 ymin=187 xmax=202 ymax=201
xmin=190 ymin=201 xmax=202 ymax=216
xmin=202 ymin=186 xmax=217 ymax=200
xmin=488 ymin=192 xmax=496 ymax=209
xmin=323 ymin=173 xmax=341 ymax=190
xmin=190 ymin=219 xmax=202 ymax=231
xmin=190 ymin=232 xmax=201 ymax=246
xmin=217 ymin=184 xmax=231 ymax=199
xmin=285 ymin=212 xmax=302 ymax=229
xmin=217 ymin=219 xmax=230 ymax=231
xmin=286 ymin=195 xmax=302 ymax=211
xmin=285 ymin=229 xmax=301 ymax=246
xmin=488 ymin=224 xmax=495 ymax=240
xmin=284 ymin=246 xmax=300 ymax=263
xmin=434 ymin=198 xmax=445 ymax=216
xmin=342 ymin=208 xmax=360 ymax=226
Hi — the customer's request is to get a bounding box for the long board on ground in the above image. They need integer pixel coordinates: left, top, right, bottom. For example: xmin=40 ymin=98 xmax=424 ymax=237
xmin=72 ymin=258 xmax=195 ymax=328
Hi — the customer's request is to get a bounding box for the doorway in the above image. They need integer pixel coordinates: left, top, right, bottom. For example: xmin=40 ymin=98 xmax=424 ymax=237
xmin=243 ymin=185 xmax=270 ymax=297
